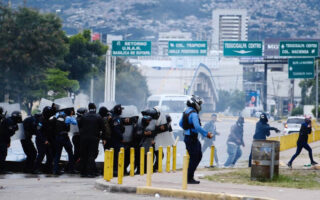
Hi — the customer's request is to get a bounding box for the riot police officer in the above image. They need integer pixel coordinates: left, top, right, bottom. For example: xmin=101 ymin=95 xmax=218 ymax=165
xmin=53 ymin=108 xmax=77 ymax=175
xmin=0 ymin=110 xmax=21 ymax=174
xmin=73 ymin=108 xmax=87 ymax=163
xmin=34 ymin=106 xmax=55 ymax=174
xmin=248 ymin=113 xmax=280 ymax=167
xmin=110 ymin=104 xmax=125 ymax=176
xmin=78 ymin=103 xmax=106 ymax=177
xmin=21 ymin=114 xmax=41 ymax=173
xmin=179 ymin=95 xmax=213 ymax=184
xmin=98 ymin=106 xmax=112 ymax=150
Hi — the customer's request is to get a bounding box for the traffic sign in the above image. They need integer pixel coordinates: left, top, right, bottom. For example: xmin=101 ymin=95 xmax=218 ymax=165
xmin=223 ymin=41 xmax=263 ymax=56
xmin=288 ymin=58 xmax=314 ymax=79
xmin=280 ymin=41 xmax=318 ymax=57
xmin=168 ymin=41 xmax=207 ymax=56
xmin=112 ymin=41 xmax=151 ymax=56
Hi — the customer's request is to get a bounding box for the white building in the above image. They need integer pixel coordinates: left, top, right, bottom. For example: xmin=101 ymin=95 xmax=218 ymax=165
xmin=212 ymin=9 xmax=248 ymax=52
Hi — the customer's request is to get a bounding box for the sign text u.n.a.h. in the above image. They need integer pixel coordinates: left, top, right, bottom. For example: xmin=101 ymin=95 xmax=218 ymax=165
xmin=112 ymin=41 xmax=151 ymax=56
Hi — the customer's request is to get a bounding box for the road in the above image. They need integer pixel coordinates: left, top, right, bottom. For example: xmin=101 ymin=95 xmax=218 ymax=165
xmin=0 ymin=174 xmax=180 ymax=200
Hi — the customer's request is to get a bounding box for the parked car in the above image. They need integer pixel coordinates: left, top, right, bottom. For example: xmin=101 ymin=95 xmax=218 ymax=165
xmin=283 ymin=116 xmax=305 ymax=135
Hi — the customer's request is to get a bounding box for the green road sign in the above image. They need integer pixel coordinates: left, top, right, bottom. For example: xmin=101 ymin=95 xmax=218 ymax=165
xmin=280 ymin=41 xmax=318 ymax=57
xmin=168 ymin=41 xmax=207 ymax=56
xmin=223 ymin=41 xmax=263 ymax=56
xmin=112 ymin=41 xmax=151 ymax=56
xmin=288 ymin=58 xmax=314 ymax=79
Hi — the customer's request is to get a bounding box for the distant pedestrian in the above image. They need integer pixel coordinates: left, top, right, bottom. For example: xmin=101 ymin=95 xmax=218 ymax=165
xmin=224 ymin=116 xmax=244 ymax=167
xmin=287 ymin=116 xmax=318 ymax=168
xmin=201 ymin=113 xmax=219 ymax=166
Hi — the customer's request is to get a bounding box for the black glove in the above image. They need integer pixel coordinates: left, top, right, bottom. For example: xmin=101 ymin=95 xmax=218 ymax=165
xmin=275 ymin=128 xmax=280 ymax=133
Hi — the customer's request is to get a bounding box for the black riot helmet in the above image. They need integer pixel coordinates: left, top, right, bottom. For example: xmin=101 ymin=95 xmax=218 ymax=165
xmin=88 ymin=103 xmax=96 ymax=113
xmin=11 ymin=111 xmax=22 ymax=124
xmin=42 ymin=106 xmax=53 ymax=120
xmin=113 ymin=104 xmax=123 ymax=116
xmin=259 ymin=113 xmax=268 ymax=123
xmin=141 ymin=108 xmax=160 ymax=120
xmin=99 ymin=106 xmax=109 ymax=118
xmin=186 ymin=95 xmax=203 ymax=113
xmin=141 ymin=115 xmax=152 ymax=127
xmin=76 ymin=107 xmax=87 ymax=117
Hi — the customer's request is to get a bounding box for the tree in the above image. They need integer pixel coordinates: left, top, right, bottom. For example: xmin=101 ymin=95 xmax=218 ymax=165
xmin=43 ymin=68 xmax=79 ymax=100
xmin=0 ymin=6 xmax=67 ymax=114
xmin=62 ymin=30 xmax=108 ymax=92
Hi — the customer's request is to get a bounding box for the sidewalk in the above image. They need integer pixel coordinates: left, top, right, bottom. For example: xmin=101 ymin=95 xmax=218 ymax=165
xmin=96 ymin=141 xmax=320 ymax=200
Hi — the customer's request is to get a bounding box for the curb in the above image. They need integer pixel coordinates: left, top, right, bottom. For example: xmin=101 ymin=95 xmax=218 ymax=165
xmin=95 ymin=179 xmax=274 ymax=200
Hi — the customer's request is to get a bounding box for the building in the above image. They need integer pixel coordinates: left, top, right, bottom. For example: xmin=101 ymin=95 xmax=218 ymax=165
xmin=212 ymin=9 xmax=248 ymax=52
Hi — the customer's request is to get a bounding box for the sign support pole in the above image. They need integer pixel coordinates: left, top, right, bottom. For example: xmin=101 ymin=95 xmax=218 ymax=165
xmin=263 ymin=63 xmax=268 ymax=112
xmin=316 ymin=59 xmax=319 ymax=120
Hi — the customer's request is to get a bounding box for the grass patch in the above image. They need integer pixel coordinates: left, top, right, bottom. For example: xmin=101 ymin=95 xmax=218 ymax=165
xmin=205 ymin=168 xmax=320 ymax=189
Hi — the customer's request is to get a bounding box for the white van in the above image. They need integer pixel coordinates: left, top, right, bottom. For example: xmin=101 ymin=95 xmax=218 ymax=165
xmin=147 ymin=94 xmax=191 ymax=132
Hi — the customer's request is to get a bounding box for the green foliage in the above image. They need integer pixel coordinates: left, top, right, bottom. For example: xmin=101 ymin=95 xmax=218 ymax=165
xmin=62 ymin=30 xmax=108 ymax=91
xmin=0 ymin=6 xmax=67 ymax=114
xmin=291 ymin=106 xmax=303 ymax=116
xmin=43 ymin=68 xmax=79 ymax=100
xmin=216 ymin=90 xmax=246 ymax=114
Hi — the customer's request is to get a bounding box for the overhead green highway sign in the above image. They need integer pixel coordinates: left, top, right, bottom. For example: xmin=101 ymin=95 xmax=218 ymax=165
xmin=288 ymin=58 xmax=314 ymax=79
xmin=280 ymin=41 xmax=318 ymax=57
xmin=112 ymin=41 xmax=151 ymax=56
xmin=223 ymin=41 xmax=263 ymax=56
xmin=168 ymin=41 xmax=207 ymax=56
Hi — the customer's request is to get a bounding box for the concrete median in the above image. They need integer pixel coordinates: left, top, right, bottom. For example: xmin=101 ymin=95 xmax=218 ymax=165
xmin=95 ymin=179 xmax=274 ymax=200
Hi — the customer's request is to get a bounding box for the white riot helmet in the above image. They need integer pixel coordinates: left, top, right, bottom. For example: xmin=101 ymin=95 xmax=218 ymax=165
xmin=186 ymin=95 xmax=203 ymax=113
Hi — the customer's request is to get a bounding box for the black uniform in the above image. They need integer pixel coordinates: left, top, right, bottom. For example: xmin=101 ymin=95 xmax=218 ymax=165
xmin=52 ymin=112 xmax=75 ymax=174
xmin=110 ymin=113 xmax=125 ymax=176
xmin=288 ymin=120 xmax=317 ymax=166
xmin=21 ymin=115 xmax=39 ymax=173
xmin=0 ymin=115 xmax=18 ymax=173
xmin=78 ymin=108 xmax=106 ymax=177
xmin=34 ymin=107 xmax=55 ymax=173
xmin=248 ymin=113 xmax=279 ymax=167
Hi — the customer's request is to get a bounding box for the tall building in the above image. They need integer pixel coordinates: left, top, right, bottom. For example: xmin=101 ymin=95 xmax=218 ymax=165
xmin=212 ymin=9 xmax=248 ymax=51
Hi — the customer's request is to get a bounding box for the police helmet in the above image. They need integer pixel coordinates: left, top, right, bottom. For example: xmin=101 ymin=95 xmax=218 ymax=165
xmin=88 ymin=103 xmax=96 ymax=113
xmin=11 ymin=111 xmax=22 ymax=123
xmin=76 ymin=107 xmax=87 ymax=116
xmin=42 ymin=106 xmax=52 ymax=119
xmin=186 ymin=95 xmax=203 ymax=113
xmin=113 ymin=104 xmax=123 ymax=115
xmin=99 ymin=106 xmax=109 ymax=118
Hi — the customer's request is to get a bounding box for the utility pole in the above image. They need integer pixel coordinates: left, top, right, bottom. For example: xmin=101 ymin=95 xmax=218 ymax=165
xmin=263 ymin=63 xmax=268 ymax=112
